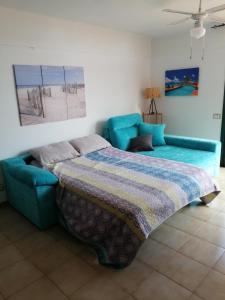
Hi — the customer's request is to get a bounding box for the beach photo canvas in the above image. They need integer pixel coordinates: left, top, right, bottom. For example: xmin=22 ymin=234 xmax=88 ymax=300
xmin=165 ymin=67 xmax=199 ymax=96
xmin=13 ymin=64 xmax=86 ymax=126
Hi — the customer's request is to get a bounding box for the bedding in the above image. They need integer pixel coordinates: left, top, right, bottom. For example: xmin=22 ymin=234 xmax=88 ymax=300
xmin=51 ymin=147 xmax=220 ymax=268
xmin=70 ymin=134 xmax=111 ymax=155
xmin=31 ymin=141 xmax=79 ymax=166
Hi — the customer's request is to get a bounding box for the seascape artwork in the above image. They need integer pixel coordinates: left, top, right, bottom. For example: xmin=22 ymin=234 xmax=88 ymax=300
xmin=165 ymin=67 xmax=199 ymax=96
xmin=13 ymin=65 xmax=86 ymax=126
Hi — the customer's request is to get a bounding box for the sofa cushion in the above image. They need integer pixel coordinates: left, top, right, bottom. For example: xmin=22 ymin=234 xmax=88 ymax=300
xmin=139 ymin=123 xmax=166 ymax=146
xmin=111 ymin=126 xmax=138 ymax=151
xmin=139 ymin=145 xmax=217 ymax=175
xmin=107 ymin=113 xmax=142 ymax=130
xmin=70 ymin=134 xmax=111 ymax=155
xmin=129 ymin=135 xmax=154 ymax=152
xmin=164 ymin=134 xmax=220 ymax=152
xmin=107 ymin=113 xmax=141 ymax=150
xmin=7 ymin=164 xmax=58 ymax=187
xmin=31 ymin=141 xmax=79 ymax=165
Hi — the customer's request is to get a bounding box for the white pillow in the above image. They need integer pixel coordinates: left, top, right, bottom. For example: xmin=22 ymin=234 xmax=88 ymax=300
xmin=70 ymin=134 xmax=111 ymax=155
xmin=31 ymin=141 xmax=80 ymax=165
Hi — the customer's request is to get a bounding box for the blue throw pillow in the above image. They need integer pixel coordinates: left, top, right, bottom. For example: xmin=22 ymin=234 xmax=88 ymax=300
xmin=111 ymin=126 xmax=138 ymax=150
xmin=139 ymin=123 xmax=166 ymax=146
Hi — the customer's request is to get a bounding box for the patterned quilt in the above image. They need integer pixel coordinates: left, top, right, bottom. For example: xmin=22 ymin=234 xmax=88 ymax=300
xmin=52 ymin=147 xmax=220 ymax=268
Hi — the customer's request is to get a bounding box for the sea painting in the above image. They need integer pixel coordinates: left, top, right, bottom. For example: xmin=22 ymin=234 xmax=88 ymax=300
xmin=13 ymin=65 xmax=86 ymax=126
xmin=165 ymin=67 xmax=199 ymax=96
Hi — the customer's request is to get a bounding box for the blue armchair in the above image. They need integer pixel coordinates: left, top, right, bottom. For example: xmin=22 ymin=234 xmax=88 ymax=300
xmin=1 ymin=154 xmax=58 ymax=229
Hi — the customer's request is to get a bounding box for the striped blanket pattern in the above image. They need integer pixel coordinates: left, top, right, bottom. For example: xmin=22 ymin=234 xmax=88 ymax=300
xmin=53 ymin=147 xmax=219 ymax=268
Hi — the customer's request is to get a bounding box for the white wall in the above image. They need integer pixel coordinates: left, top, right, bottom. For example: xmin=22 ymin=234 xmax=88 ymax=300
xmin=0 ymin=7 xmax=151 ymax=202
xmin=152 ymin=29 xmax=225 ymax=140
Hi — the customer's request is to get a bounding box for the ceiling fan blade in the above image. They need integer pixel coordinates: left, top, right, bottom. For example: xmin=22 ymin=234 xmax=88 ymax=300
xmin=168 ymin=17 xmax=191 ymax=25
xmin=208 ymin=16 xmax=225 ymax=23
xmin=206 ymin=4 xmax=225 ymax=14
xmin=162 ymin=9 xmax=193 ymax=15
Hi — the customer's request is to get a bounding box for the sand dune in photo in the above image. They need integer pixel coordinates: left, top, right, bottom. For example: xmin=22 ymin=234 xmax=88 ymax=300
xmin=67 ymin=87 xmax=86 ymax=119
xmin=19 ymin=86 xmax=86 ymax=126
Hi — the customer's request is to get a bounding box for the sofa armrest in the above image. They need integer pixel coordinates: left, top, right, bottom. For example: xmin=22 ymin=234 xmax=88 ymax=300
xmin=164 ymin=134 xmax=221 ymax=153
xmin=7 ymin=164 xmax=58 ymax=187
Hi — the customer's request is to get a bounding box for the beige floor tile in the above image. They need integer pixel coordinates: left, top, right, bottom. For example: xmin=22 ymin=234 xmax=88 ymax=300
xmin=208 ymin=196 xmax=225 ymax=212
xmin=164 ymin=252 xmax=209 ymax=291
xmin=0 ymin=260 xmax=43 ymax=298
xmin=151 ymin=224 xmax=191 ymax=250
xmin=189 ymin=295 xmax=203 ymax=300
xmin=58 ymin=232 xmax=84 ymax=255
xmin=0 ymin=232 xmax=11 ymax=249
xmin=165 ymin=212 xmax=204 ymax=234
xmin=196 ymin=270 xmax=225 ymax=300
xmin=46 ymin=225 xmax=70 ymax=241
xmin=181 ymin=201 xmax=217 ymax=221
xmin=79 ymin=246 xmax=99 ymax=266
xmin=70 ymin=277 xmax=134 ymax=300
xmin=7 ymin=277 xmax=67 ymax=300
xmin=29 ymin=240 xmax=74 ymax=274
xmin=179 ymin=237 xmax=224 ymax=267
xmin=103 ymin=259 xmax=154 ymax=294
xmin=137 ymin=239 xmax=176 ymax=273
xmin=0 ymin=244 xmax=24 ymax=270
xmin=48 ymin=256 xmax=97 ymax=296
xmin=15 ymin=231 xmax=54 ymax=257
xmin=0 ymin=217 xmax=37 ymax=242
xmin=134 ymin=271 xmax=191 ymax=300
xmin=195 ymin=222 xmax=225 ymax=248
xmin=46 ymin=225 xmax=84 ymax=253
xmin=214 ymin=252 xmax=225 ymax=274
xmin=208 ymin=211 xmax=225 ymax=228
xmin=0 ymin=206 xmax=22 ymax=227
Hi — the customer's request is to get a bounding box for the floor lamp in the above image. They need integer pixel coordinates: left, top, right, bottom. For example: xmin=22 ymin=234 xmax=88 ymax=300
xmin=144 ymin=87 xmax=161 ymax=114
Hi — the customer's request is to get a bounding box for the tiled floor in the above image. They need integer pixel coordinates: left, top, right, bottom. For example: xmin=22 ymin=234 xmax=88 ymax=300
xmin=0 ymin=169 xmax=225 ymax=299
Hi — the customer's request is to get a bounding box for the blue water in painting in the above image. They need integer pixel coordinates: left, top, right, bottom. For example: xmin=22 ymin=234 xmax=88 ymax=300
xmin=166 ymin=86 xmax=195 ymax=96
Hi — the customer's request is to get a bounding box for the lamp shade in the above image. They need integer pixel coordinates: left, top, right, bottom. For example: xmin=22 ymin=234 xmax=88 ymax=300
xmin=144 ymin=87 xmax=161 ymax=100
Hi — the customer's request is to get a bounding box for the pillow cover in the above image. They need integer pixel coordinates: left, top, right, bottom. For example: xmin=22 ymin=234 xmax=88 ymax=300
xmin=70 ymin=134 xmax=111 ymax=155
xmin=129 ymin=135 xmax=154 ymax=152
xmin=139 ymin=123 xmax=166 ymax=146
xmin=111 ymin=126 xmax=138 ymax=151
xmin=31 ymin=141 xmax=79 ymax=165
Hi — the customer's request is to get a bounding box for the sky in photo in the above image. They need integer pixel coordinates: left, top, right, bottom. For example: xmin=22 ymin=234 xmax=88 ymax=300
xmin=14 ymin=65 xmax=85 ymax=87
xmin=165 ymin=67 xmax=199 ymax=83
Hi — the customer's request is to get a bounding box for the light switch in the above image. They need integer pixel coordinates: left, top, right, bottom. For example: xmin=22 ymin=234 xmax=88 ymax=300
xmin=213 ymin=113 xmax=222 ymax=119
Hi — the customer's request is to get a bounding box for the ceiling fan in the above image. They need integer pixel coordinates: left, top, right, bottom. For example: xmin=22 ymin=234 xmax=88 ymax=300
xmin=163 ymin=0 xmax=225 ymax=39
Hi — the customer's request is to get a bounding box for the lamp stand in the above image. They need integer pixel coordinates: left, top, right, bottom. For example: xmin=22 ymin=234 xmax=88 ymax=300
xmin=149 ymin=98 xmax=158 ymax=115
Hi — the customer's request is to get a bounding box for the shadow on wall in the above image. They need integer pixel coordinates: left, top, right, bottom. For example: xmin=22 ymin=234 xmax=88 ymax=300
xmin=95 ymin=120 xmax=107 ymax=136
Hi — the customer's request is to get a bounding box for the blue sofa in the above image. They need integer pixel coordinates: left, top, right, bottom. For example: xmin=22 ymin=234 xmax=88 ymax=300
xmin=1 ymin=154 xmax=58 ymax=229
xmin=104 ymin=113 xmax=221 ymax=177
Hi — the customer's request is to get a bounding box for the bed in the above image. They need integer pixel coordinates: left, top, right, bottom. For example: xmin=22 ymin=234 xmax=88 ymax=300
xmin=50 ymin=146 xmax=220 ymax=268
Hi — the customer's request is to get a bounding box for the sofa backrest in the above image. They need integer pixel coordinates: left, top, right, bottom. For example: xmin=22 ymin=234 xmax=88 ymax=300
xmin=106 ymin=113 xmax=142 ymax=150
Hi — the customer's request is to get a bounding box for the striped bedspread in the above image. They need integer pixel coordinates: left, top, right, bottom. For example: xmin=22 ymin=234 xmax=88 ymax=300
xmin=52 ymin=147 xmax=220 ymax=268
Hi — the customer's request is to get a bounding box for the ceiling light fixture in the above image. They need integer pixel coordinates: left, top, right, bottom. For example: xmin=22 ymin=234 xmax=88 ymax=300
xmin=190 ymin=26 xmax=206 ymax=39
xmin=162 ymin=0 xmax=225 ymax=59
